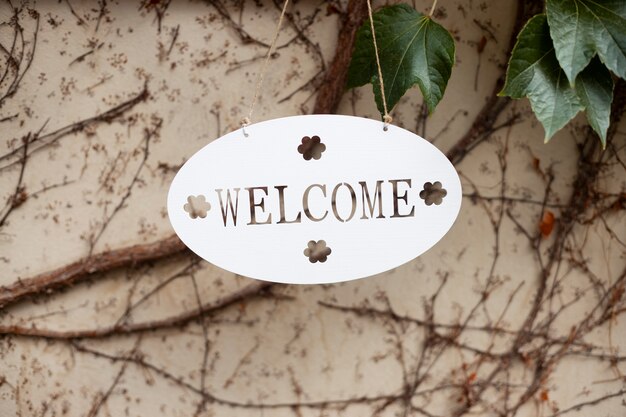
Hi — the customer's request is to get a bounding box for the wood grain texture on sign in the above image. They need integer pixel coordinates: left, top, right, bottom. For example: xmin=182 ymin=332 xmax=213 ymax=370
xmin=167 ymin=115 xmax=461 ymax=283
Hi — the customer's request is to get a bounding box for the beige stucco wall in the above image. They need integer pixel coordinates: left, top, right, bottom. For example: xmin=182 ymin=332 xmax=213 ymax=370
xmin=1 ymin=1 xmax=625 ymax=416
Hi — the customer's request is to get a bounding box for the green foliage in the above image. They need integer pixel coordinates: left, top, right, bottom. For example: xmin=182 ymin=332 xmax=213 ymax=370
xmin=500 ymin=15 xmax=584 ymax=141
xmin=347 ymin=2 xmax=624 ymax=147
xmin=347 ymin=4 xmax=455 ymax=115
xmin=546 ymin=0 xmax=626 ymax=82
xmin=501 ymin=2 xmax=626 ymax=146
xmin=575 ymin=58 xmax=614 ymax=145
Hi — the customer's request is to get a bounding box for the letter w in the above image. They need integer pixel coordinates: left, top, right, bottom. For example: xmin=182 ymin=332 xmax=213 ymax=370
xmin=215 ymin=188 xmax=240 ymax=226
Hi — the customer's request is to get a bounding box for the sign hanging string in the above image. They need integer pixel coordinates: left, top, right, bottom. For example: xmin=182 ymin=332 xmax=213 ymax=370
xmin=366 ymin=0 xmax=393 ymax=130
xmin=240 ymin=0 xmax=290 ymax=137
xmin=240 ymin=0 xmax=393 ymax=135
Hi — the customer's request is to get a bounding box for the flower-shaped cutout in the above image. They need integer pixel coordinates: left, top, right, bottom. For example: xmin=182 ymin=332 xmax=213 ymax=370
xmin=303 ymin=240 xmax=331 ymax=263
xmin=419 ymin=182 xmax=447 ymax=206
xmin=297 ymin=135 xmax=326 ymax=160
xmin=184 ymin=195 xmax=211 ymax=219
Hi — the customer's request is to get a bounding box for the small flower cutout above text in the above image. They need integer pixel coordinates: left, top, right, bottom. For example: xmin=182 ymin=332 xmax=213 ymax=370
xmin=297 ymin=135 xmax=326 ymax=160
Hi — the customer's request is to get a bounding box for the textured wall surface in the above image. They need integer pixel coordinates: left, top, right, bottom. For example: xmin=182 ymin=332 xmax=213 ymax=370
xmin=1 ymin=1 xmax=625 ymax=416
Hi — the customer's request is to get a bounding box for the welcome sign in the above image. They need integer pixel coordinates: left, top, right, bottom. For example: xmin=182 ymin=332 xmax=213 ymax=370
xmin=167 ymin=115 xmax=461 ymax=284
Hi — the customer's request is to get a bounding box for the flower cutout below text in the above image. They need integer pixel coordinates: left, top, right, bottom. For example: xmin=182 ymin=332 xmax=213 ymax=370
xmin=184 ymin=195 xmax=211 ymax=219
xmin=304 ymin=240 xmax=331 ymax=263
xmin=297 ymin=135 xmax=326 ymax=160
xmin=419 ymin=182 xmax=447 ymax=206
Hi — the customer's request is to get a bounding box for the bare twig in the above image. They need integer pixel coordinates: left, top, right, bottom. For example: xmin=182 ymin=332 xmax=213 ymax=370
xmin=0 ymin=235 xmax=187 ymax=309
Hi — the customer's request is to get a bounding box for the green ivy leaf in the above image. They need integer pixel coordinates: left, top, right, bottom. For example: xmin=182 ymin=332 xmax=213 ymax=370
xmin=546 ymin=0 xmax=626 ymax=82
xmin=545 ymin=0 xmax=597 ymax=84
xmin=500 ymin=14 xmax=584 ymax=142
xmin=346 ymin=4 xmax=455 ymax=115
xmin=576 ymin=57 xmax=614 ymax=147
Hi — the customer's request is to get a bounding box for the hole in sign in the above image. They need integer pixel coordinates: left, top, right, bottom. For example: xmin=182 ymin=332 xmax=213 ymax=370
xmin=184 ymin=195 xmax=211 ymax=219
xmin=297 ymin=135 xmax=326 ymax=160
xmin=419 ymin=182 xmax=447 ymax=206
xmin=304 ymin=240 xmax=331 ymax=263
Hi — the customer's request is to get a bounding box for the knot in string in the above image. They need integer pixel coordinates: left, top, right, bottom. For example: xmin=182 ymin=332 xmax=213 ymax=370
xmin=240 ymin=116 xmax=251 ymax=137
xmin=383 ymin=114 xmax=393 ymax=130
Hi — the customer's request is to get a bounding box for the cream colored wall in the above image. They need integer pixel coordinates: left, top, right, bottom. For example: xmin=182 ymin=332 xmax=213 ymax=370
xmin=1 ymin=1 xmax=625 ymax=416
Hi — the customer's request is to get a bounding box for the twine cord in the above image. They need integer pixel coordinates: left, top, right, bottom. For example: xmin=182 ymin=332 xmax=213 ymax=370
xmin=429 ymin=0 xmax=438 ymax=17
xmin=366 ymin=0 xmax=393 ymax=130
xmin=240 ymin=0 xmax=290 ymax=137
xmin=241 ymin=0 xmax=394 ymax=135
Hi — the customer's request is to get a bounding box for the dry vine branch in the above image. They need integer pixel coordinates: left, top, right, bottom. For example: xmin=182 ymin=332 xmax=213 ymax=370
xmin=0 ymin=279 xmax=271 ymax=339
xmin=0 ymin=6 xmax=39 ymax=109
xmin=87 ymin=116 xmax=161 ymax=255
xmin=205 ymin=0 xmax=271 ymax=48
xmin=0 ymin=234 xmax=187 ymax=309
xmin=85 ymin=336 xmax=142 ymax=417
xmin=0 ymin=132 xmax=30 ymax=229
xmin=0 ymin=83 xmax=149 ymax=172
xmin=71 ymin=340 xmax=406 ymax=412
xmin=312 ymin=0 xmax=368 ymax=114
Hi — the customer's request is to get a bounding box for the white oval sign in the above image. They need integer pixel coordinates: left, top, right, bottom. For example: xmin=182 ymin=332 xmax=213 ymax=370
xmin=167 ymin=115 xmax=461 ymax=284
